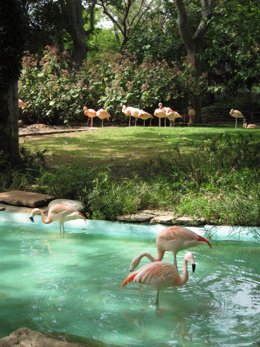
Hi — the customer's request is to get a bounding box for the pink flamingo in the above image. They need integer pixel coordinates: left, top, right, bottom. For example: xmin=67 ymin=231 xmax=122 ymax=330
xmin=129 ymin=225 xmax=211 ymax=271
xmin=29 ymin=199 xmax=87 ymax=234
xmin=121 ymin=252 xmax=196 ymax=306
xmin=83 ymin=106 xmax=97 ymax=127
xmin=154 ymin=102 xmax=167 ymax=127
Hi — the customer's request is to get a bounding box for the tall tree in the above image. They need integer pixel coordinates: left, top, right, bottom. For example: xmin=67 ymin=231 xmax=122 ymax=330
xmin=99 ymin=0 xmax=153 ymax=51
xmin=174 ymin=0 xmax=215 ymax=122
xmin=0 ymin=0 xmax=25 ymax=163
xmin=20 ymin=0 xmax=97 ymax=66
xmin=61 ymin=0 xmax=97 ymax=66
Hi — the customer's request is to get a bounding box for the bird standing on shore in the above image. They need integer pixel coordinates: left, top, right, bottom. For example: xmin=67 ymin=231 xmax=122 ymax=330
xmin=121 ymin=252 xmax=196 ymax=306
xmin=83 ymin=106 xmax=97 ymax=127
xmin=96 ymin=108 xmax=111 ymax=127
xmin=165 ymin=109 xmax=182 ymax=126
xmin=122 ymin=105 xmax=140 ymax=126
xmin=229 ymin=109 xmax=244 ymax=128
xmin=154 ymin=103 xmax=167 ymax=127
xmin=138 ymin=110 xmax=153 ymax=126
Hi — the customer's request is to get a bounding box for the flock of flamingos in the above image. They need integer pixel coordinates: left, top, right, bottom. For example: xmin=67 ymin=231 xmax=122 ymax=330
xmin=19 ymin=98 xmax=258 ymax=128
xmin=83 ymin=105 xmax=258 ymax=128
xmin=29 ymin=198 xmax=212 ymax=307
xmin=83 ymin=103 xmax=185 ymax=127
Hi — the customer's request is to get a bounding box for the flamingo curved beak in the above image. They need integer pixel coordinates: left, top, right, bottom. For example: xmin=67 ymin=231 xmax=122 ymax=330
xmin=192 ymin=263 xmax=196 ymax=273
xmin=29 ymin=216 xmax=34 ymax=223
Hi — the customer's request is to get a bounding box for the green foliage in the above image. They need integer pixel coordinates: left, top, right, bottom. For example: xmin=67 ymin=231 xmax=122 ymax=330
xmin=34 ymin=167 xmax=95 ymax=204
xmin=19 ymin=47 xmax=206 ymax=124
xmin=204 ymin=0 xmax=260 ymax=93
xmin=0 ymin=147 xmax=46 ymax=191
xmin=88 ymin=173 xmax=143 ymax=219
xmin=19 ymin=47 xmax=88 ymax=124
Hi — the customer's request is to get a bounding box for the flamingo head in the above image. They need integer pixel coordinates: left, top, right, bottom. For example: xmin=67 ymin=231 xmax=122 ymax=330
xmin=79 ymin=211 xmax=87 ymax=221
xmin=129 ymin=256 xmax=139 ymax=272
xmin=29 ymin=208 xmax=41 ymax=222
xmin=184 ymin=252 xmax=196 ymax=273
xmin=158 ymin=102 xmax=163 ymax=109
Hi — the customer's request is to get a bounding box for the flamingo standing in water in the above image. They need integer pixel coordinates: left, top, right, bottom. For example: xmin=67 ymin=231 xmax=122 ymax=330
xmin=29 ymin=199 xmax=87 ymax=234
xmin=129 ymin=225 xmax=211 ymax=271
xmin=121 ymin=252 xmax=196 ymax=306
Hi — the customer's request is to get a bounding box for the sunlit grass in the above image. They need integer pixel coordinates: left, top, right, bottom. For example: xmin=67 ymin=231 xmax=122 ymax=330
xmin=22 ymin=126 xmax=259 ymax=178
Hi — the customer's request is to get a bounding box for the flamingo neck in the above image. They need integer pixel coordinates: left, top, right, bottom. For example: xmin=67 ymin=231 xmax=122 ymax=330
xmin=138 ymin=252 xmax=156 ymax=263
xmin=176 ymin=259 xmax=189 ymax=286
xmin=34 ymin=209 xmax=52 ymax=224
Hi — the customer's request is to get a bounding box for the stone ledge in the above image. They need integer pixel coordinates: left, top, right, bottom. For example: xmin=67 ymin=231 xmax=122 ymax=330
xmin=116 ymin=210 xmax=205 ymax=226
xmin=0 ymin=328 xmax=90 ymax=347
xmin=0 ymin=190 xmax=54 ymax=208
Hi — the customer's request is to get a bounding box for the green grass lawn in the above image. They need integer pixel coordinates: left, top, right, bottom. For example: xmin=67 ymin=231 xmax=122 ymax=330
xmin=22 ymin=126 xmax=259 ymax=179
xmin=18 ymin=126 xmax=260 ymax=226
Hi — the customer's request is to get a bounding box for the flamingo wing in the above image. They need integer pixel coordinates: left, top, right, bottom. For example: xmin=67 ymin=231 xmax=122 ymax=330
xmin=135 ymin=262 xmax=178 ymax=289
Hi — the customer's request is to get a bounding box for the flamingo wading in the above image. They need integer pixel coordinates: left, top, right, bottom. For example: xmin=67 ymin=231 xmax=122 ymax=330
xmin=121 ymin=252 xmax=196 ymax=306
xmin=29 ymin=199 xmax=87 ymax=234
xmin=129 ymin=225 xmax=211 ymax=271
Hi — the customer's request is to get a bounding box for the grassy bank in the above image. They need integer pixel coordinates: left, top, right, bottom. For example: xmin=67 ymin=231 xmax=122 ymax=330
xmin=4 ymin=126 xmax=260 ymax=225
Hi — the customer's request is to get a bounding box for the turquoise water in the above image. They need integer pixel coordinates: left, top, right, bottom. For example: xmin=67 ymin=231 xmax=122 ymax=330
xmin=0 ymin=212 xmax=259 ymax=347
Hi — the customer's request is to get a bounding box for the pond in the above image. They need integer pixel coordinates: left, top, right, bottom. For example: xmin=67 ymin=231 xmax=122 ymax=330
xmin=0 ymin=212 xmax=259 ymax=347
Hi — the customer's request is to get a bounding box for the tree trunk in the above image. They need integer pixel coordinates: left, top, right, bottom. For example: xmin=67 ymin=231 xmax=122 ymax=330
xmin=63 ymin=0 xmax=88 ymax=66
xmin=175 ymin=0 xmax=215 ymax=123
xmin=0 ymin=82 xmax=20 ymax=164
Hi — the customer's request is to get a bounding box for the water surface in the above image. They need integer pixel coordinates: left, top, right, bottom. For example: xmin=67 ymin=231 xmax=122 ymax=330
xmin=0 ymin=213 xmax=259 ymax=347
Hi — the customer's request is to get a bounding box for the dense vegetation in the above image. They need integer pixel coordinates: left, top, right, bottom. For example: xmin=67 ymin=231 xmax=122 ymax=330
xmin=0 ymin=0 xmax=259 ymax=228
xmin=1 ymin=128 xmax=259 ymax=226
xmin=17 ymin=0 xmax=260 ymax=126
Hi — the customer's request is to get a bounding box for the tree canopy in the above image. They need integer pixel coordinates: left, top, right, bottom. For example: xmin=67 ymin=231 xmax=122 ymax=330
xmin=1 ymin=0 xmax=260 ymax=161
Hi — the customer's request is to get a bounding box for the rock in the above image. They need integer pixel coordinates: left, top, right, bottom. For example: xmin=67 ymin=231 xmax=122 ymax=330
xmin=116 ymin=212 xmax=153 ymax=223
xmin=0 ymin=190 xmax=54 ymax=208
xmin=174 ymin=216 xmax=206 ymax=226
xmin=116 ymin=210 xmax=206 ymax=226
xmin=117 ymin=210 xmax=177 ymax=224
xmin=0 ymin=328 xmax=89 ymax=347
xmin=150 ymin=213 xmax=176 ymax=224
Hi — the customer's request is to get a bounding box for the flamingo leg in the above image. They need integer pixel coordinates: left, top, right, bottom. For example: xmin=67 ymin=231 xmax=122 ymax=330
xmin=134 ymin=118 xmax=137 ymax=126
xmin=129 ymin=116 xmax=131 ymax=126
xmin=235 ymin=118 xmax=237 ymax=128
xmin=155 ymin=291 xmax=160 ymax=306
xmin=173 ymin=253 xmax=178 ymax=270
xmin=159 ymin=118 xmax=161 ymax=127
